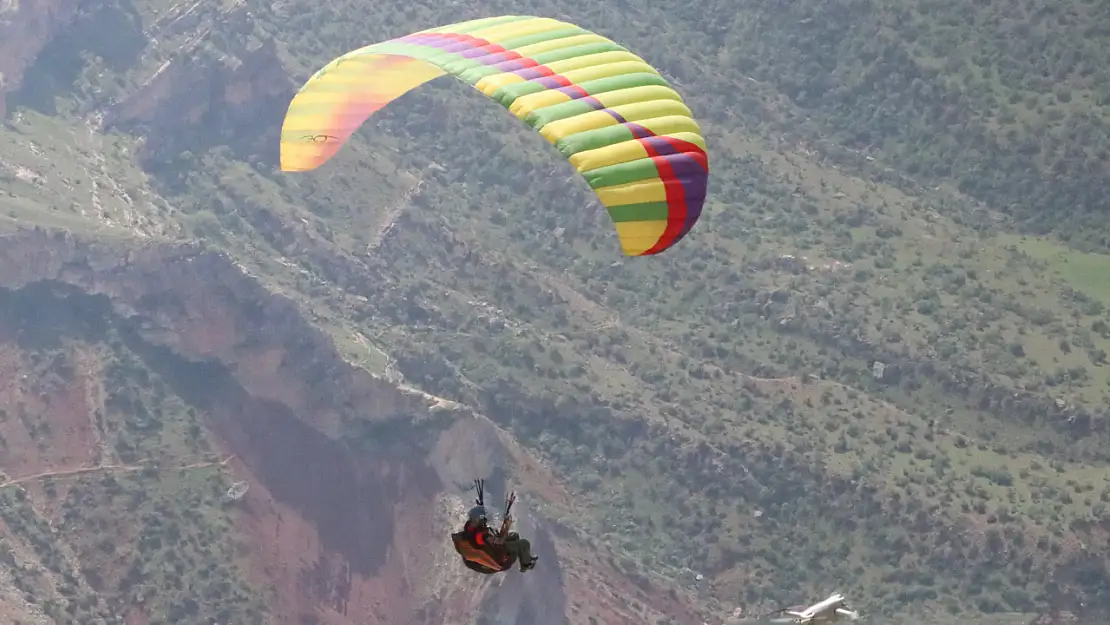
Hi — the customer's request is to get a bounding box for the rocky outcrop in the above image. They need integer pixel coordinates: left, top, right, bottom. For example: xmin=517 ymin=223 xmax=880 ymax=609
xmin=0 ymin=230 xmax=410 ymax=438
xmin=0 ymin=0 xmax=84 ymax=116
xmin=103 ymin=37 xmax=295 ymax=168
xmin=0 ymin=227 xmax=708 ymax=625
xmin=1 ymin=0 xmax=149 ymax=117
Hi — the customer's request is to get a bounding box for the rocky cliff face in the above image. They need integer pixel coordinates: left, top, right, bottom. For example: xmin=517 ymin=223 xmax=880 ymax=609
xmin=0 ymin=0 xmax=83 ymax=117
xmin=103 ymin=36 xmax=295 ymax=168
xmin=0 ymin=228 xmax=708 ymax=625
xmin=2 ymin=0 xmax=291 ymax=171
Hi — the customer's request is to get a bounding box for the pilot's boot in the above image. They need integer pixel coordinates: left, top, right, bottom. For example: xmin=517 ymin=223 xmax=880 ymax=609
xmin=520 ymin=556 xmax=538 ymax=572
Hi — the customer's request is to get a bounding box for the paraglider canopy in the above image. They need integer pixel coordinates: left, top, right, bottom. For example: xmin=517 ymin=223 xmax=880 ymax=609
xmin=280 ymin=15 xmax=709 ymax=257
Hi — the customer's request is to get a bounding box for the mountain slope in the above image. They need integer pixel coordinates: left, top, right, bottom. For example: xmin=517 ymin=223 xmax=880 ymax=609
xmin=0 ymin=230 xmax=715 ymax=625
xmin=3 ymin=0 xmax=1110 ymax=622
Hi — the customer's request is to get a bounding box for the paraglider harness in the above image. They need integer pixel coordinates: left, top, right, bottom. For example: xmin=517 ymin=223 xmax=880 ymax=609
xmin=451 ymin=479 xmax=517 ymax=575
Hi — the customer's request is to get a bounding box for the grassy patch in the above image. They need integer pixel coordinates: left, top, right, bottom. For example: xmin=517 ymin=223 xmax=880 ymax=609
xmin=1000 ymin=234 xmax=1110 ymax=306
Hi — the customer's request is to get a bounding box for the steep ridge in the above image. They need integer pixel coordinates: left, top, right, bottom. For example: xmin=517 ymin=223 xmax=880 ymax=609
xmin=0 ymin=227 xmax=709 ymax=624
xmin=0 ymin=0 xmax=84 ymax=117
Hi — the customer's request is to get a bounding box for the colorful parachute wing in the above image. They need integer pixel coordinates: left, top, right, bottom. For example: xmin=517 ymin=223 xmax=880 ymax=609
xmin=280 ymin=15 xmax=708 ymax=256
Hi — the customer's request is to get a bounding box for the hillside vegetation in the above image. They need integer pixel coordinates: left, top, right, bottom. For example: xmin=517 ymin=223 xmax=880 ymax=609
xmin=0 ymin=283 xmax=261 ymax=624
xmin=3 ymin=0 xmax=1110 ymax=622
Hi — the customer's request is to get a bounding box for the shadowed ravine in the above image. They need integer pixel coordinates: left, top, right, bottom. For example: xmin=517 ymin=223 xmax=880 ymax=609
xmin=118 ymin=321 xmax=404 ymax=580
xmin=2 ymin=279 xmax=404 ymax=577
xmin=0 ymin=263 xmax=576 ymax=624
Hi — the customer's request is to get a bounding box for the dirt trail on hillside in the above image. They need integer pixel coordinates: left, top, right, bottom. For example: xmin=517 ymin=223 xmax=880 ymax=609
xmin=0 ymin=454 xmax=236 ymax=488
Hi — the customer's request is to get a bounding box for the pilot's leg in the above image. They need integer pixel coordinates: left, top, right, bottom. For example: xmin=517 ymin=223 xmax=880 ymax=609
xmin=503 ymin=535 xmax=535 ymax=570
